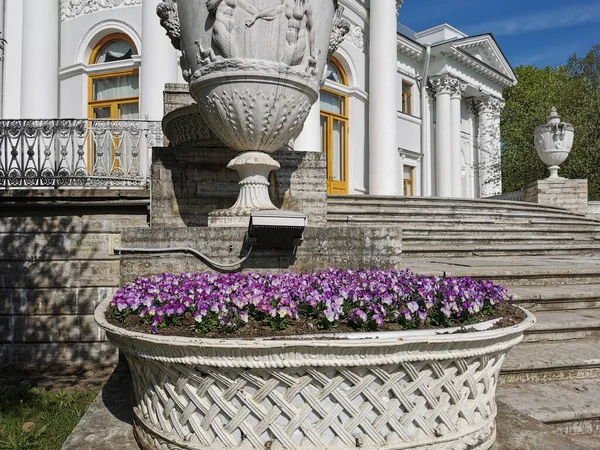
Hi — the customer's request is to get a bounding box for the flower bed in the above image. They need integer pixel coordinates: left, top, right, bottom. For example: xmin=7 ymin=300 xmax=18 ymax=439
xmin=108 ymin=269 xmax=522 ymax=338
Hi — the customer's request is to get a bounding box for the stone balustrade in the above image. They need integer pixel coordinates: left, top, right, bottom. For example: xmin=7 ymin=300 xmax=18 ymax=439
xmin=0 ymin=119 xmax=162 ymax=189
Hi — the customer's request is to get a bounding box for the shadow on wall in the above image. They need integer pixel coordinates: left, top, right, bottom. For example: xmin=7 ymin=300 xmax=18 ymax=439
xmin=0 ymin=199 xmax=120 ymax=371
xmin=152 ymin=146 xmax=327 ymax=228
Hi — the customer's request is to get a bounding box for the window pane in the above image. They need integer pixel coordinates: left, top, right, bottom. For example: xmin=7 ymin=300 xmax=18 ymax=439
xmin=93 ymin=74 xmax=139 ymax=101
xmin=320 ymin=115 xmax=328 ymax=153
xmin=326 ymin=61 xmax=344 ymax=84
xmin=93 ymin=106 xmax=111 ymax=119
xmin=95 ymin=39 xmax=136 ymax=64
xmin=119 ymin=103 xmax=139 ymax=119
xmin=321 ymin=91 xmax=344 ymax=115
xmin=402 ymin=83 xmax=412 ymax=94
xmin=332 ymin=119 xmax=346 ymax=181
xmin=404 ymin=165 xmax=413 ymax=180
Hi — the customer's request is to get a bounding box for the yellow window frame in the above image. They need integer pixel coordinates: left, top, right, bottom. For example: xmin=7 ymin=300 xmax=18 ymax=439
xmin=321 ymin=86 xmax=349 ymax=195
xmin=403 ymin=165 xmax=415 ymax=196
xmin=402 ymin=82 xmax=413 ymax=115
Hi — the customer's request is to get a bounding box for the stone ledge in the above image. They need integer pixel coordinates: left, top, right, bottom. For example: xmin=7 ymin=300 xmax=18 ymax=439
xmin=0 ymin=188 xmax=150 ymax=200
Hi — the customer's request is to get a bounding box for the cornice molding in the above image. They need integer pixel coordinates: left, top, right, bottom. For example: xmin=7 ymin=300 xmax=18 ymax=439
xmin=59 ymin=56 xmax=141 ymax=80
xmin=397 ymin=35 xmax=424 ymax=61
xmin=60 ymin=0 xmax=142 ymax=22
xmin=339 ymin=0 xmax=368 ymax=24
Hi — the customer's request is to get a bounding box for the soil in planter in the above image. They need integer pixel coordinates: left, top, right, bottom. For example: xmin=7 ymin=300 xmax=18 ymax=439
xmin=106 ymin=302 xmax=527 ymax=339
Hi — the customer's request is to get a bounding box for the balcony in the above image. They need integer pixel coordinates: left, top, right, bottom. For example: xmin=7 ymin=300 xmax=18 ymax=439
xmin=0 ymin=119 xmax=162 ymax=189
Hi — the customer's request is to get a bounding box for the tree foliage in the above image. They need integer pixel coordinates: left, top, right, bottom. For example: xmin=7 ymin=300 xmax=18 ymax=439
xmin=501 ymin=45 xmax=600 ymax=199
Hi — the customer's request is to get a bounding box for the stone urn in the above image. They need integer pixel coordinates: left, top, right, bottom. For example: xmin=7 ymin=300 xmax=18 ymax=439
xmin=96 ymin=297 xmax=535 ymax=450
xmin=157 ymin=0 xmax=339 ymax=218
xmin=534 ymin=107 xmax=574 ymax=179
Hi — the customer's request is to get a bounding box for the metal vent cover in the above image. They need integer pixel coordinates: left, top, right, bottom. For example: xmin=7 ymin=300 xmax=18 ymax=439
xmin=247 ymin=210 xmax=307 ymax=248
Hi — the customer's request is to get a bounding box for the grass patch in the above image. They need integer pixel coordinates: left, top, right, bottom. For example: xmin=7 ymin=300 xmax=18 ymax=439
xmin=0 ymin=384 xmax=96 ymax=450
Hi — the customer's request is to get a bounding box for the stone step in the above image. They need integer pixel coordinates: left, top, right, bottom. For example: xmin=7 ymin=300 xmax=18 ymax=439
xmin=328 ymin=215 xmax=600 ymax=228
xmin=327 ymin=195 xmax=583 ymax=215
xmin=402 ymin=258 xmax=600 ymax=286
xmin=402 ymin=243 xmax=600 ymax=258
xmin=402 ymin=227 xmax=600 ymax=237
xmin=524 ymin=310 xmax=600 ymax=342
xmin=327 ymin=209 xmax=599 ymax=225
xmin=510 ymin=284 xmax=600 ymax=311
xmin=497 ymin=380 xmax=600 ymax=436
xmin=500 ymin=338 xmax=600 ymax=384
xmin=404 ymin=236 xmax=584 ymax=247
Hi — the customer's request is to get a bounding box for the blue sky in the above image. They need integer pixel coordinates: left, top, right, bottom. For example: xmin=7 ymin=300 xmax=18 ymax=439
xmin=399 ymin=0 xmax=599 ymax=68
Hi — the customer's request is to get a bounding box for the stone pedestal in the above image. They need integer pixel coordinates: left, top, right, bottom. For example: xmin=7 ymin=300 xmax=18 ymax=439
xmin=523 ymin=179 xmax=588 ymax=215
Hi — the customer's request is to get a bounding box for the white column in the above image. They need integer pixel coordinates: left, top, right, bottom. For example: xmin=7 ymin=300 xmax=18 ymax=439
xmin=477 ymin=96 xmax=503 ymax=197
xmin=294 ymin=94 xmax=321 ymax=152
xmin=368 ymin=0 xmax=399 ymax=195
xmin=429 ymin=75 xmax=453 ymax=197
xmin=141 ymin=0 xmax=179 ymax=121
xmin=20 ymin=0 xmax=59 ymax=118
xmin=140 ymin=0 xmax=179 ymax=177
xmin=450 ymin=81 xmax=465 ymax=197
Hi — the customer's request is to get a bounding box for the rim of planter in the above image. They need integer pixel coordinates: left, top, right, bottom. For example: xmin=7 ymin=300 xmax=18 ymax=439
xmin=96 ymin=297 xmax=536 ymax=368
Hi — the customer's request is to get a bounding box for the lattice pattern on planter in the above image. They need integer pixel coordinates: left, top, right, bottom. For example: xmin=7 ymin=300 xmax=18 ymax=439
xmin=127 ymin=352 xmax=504 ymax=450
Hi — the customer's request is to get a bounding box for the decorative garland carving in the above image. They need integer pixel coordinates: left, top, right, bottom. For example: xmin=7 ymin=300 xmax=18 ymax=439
xmin=60 ymin=0 xmax=142 ymax=21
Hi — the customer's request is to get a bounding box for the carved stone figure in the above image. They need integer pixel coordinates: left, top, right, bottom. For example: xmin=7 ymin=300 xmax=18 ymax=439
xmin=207 ymin=0 xmax=263 ymax=59
xmin=246 ymin=0 xmax=316 ymax=73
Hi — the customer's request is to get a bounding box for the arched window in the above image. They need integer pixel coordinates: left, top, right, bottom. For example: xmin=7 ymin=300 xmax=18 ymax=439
xmin=320 ymin=58 xmax=349 ymax=195
xmin=88 ymin=34 xmax=139 ymax=120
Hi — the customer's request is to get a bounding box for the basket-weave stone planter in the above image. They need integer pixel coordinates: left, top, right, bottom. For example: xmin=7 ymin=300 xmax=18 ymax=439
xmin=95 ymin=298 xmax=535 ymax=450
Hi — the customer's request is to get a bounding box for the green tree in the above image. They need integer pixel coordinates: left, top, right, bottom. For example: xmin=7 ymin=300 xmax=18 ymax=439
xmin=501 ymin=45 xmax=600 ymax=199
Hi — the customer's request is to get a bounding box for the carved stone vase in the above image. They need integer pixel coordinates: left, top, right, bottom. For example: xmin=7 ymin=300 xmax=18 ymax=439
xmin=158 ymin=0 xmax=339 ymax=219
xmin=534 ymin=107 xmax=575 ymax=179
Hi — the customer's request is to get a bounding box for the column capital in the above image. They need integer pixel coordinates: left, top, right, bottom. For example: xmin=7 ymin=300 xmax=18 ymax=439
xmin=427 ymin=74 xmax=465 ymax=98
xmin=473 ymin=96 xmax=505 ymax=115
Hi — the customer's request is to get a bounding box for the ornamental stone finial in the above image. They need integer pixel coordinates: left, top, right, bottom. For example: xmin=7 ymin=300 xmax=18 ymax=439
xmin=534 ymin=107 xmax=575 ymax=179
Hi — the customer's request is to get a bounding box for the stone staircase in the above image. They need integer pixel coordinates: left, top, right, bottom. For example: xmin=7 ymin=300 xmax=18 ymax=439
xmin=328 ymin=196 xmax=600 ymax=257
xmin=499 ymin=272 xmax=600 ymax=447
xmin=403 ymin=256 xmax=600 ymax=448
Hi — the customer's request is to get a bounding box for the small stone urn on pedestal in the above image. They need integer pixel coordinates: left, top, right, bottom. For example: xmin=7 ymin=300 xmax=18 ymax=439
xmin=157 ymin=0 xmax=341 ymax=226
xmin=534 ymin=107 xmax=574 ymax=179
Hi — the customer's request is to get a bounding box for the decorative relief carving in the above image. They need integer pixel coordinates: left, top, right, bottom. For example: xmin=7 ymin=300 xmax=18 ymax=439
xmin=60 ymin=0 xmax=142 ymax=21
xmin=328 ymin=5 xmax=351 ymax=59
xmin=344 ymin=24 xmax=366 ymax=52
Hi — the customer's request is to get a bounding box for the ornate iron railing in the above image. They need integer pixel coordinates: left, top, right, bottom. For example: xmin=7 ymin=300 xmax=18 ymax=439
xmin=485 ymin=190 xmax=524 ymax=201
xmin=0 ymin=119 xmax=162 ymax=188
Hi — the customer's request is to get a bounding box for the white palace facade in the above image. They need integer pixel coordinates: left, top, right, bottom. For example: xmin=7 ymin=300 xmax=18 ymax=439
xmin=0 ymin=0 xmax=517 ymax=197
